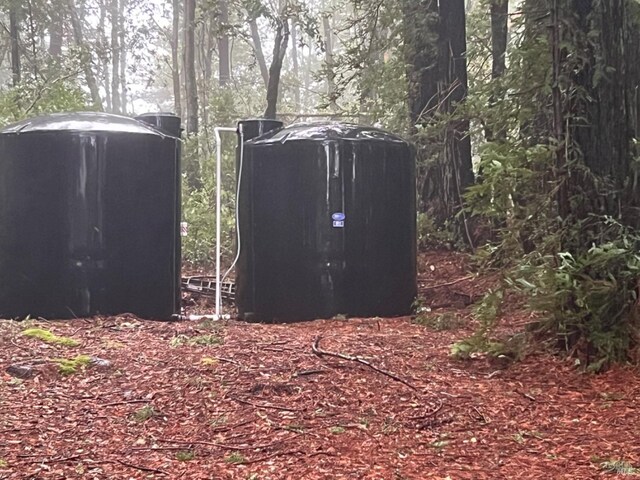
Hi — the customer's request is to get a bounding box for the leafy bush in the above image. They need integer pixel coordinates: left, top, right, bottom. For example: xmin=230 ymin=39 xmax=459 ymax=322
xmin=509 ymin=219 xmax=640 ymax=371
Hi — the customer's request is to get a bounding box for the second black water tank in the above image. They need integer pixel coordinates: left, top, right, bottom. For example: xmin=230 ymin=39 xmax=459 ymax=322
xmin=236 ymin=122 xmax=416 ymax=322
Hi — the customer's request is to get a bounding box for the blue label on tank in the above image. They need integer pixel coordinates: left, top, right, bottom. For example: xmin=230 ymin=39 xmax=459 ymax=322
xmin=332 ymin=212 xmax=345 ymax=221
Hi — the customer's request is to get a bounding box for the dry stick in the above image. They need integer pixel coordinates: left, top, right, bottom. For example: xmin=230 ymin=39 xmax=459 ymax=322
xmin=407 ymin=400 xmax=444 ymax=420
xmin=22 ymin=453 xmax=89 ymax=464
xmin=116 ymin=459 xmax=168 ymax=475
xmin=230 ymin=396 xmax=303 ymax=412
xmin=420 ymin=275 xmax=475 ymax=291
xmin=100 ymin=399 xmax=150 ymax=407
xmin=312 ymin=336 xmax=418 ymax=392
xmin=157 ymin=436 xmax=299 ymax=451
xmin=242 ymin=449 xmax=302 ymax=465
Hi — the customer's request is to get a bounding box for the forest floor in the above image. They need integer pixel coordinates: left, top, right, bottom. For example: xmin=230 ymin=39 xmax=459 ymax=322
xmin=1 ymin=251 xmax=640 ymax=479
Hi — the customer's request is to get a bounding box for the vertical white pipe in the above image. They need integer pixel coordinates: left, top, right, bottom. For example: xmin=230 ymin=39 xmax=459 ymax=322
xmin=213 ymin=127 xmax=237 ymax=318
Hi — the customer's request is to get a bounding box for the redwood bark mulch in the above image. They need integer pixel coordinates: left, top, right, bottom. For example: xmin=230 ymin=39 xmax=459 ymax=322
xmin=1 ymin=251 xmax=639 ymax=479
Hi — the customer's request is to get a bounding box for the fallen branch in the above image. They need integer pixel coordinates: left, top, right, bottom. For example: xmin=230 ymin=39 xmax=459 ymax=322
xmin=242 ymin=449 xmax=302 ymax=465
xmin=116 ymin=459 xmax=168 ymax=475
xmin=312 ymin=336 xmax=417 ymax=391
xmin=407 ymin=400 xmax=444 ymax=420
xmin=100 ymin=399 xmax=149 ymax=407
xmin=293 ymin=369 xmax=327 ymax=377
xmin=420 ymin=275 xmax=474 ymax=291
xmin=157 ymin=435 xmax=299 ymax=451
xmin=22 ymin=453 xmax=89 ymax=464
xmin=230 ymin=396 xmax=303 ymax=412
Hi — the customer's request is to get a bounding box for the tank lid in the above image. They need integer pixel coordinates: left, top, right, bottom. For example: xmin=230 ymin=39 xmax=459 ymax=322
xmin=0 ymin=112 xmax=167 ymax=135
xmin=248 ymin=122 xmax=407 ymax=144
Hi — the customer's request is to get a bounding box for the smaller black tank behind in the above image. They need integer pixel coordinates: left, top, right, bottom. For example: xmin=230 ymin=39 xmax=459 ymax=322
xmin=236 ymin=121 xmax=417 ymax=322
xmin=0 ymin=112 xmax=181 ymax=320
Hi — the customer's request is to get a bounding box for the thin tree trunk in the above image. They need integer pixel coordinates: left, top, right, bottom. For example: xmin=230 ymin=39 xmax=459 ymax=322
xmin=250 ymin=19 xmax=269 ymax=89
xmin=171 ymin=0 xmax=182 ymax=118
xmin=111 ymin=0 xmax=121 ymax=113
xmin=290 ymin=22 xmax=300 ymax=112
xmin=184 ymin=0 xmax=198 ymax=134
xmin=322 ymin=15 xmax=337 ymax=111
xmin=9 ymin=3 xmax=21 ymax=86
xmin=119 ymin=0 xmax=127 ymax=113
xmin=264 ymin=18 xmax=290 ymax=119
xmin=218 ymin=0 xmax=230 ymax=87
xmin=98 ymin=0 xmax=112 ymax=111
xmin=68 ymin=0 xmax=103 ymax=109
xmin=550 ymin=0 xmax=567 ymax=220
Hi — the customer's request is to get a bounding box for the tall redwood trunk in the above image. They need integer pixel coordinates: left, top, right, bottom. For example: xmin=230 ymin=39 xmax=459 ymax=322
xmin=184 ymin=0 xmax=198 ymax=134
xmin=171 ymin=0 xmax=182 ymax=118
xmin=9 ymin=3 xmax=21 ymax=86
xmin=111 ymin=0 xmax=121 ymax=113
xmin=218 ymin=0 xmax=230 ymax=87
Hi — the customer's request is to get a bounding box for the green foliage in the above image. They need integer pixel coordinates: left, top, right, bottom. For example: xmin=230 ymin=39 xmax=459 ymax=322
xmin=22 ymin=328 xmax=80 ymax=347
xmin=224 ymin=452 xmax=246 ymax=464
xmin=0 ymin=459 xmax=7 ymax=468
xmin=175 ymin=450 xmax=195 ymax=462
xmin=132 ymin=405 xmax=157 ymax=423
xmin=0 ymin=79 xmax=89 ymax=127
xmin=53 ymin=355 xmax=92 ymax=376
xmin=181 ymin=118 xmax=238 ymax=268
xmin=170 ymin=334 xmax=223 ymax=348
xmin=328 ymin=426 xmax=345 ymax=434
xmin=450 ymin=289 xmax=527 ymax=363
xmin=599 ymin=459 xmax=640 ymax=475
xmin=417 ymin=213 xmax=454 ymax=250
xmin=508 ymin=219 xmax=640 ymax=371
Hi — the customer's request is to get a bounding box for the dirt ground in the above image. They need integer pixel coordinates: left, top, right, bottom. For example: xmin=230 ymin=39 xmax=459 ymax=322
xmin=1 ymin=251 xmax=639 ymax=479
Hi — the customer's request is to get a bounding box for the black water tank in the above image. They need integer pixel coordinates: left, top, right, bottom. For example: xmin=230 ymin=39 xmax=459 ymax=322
xmin=236 ymin=122 xmax=416 ymax=322
xmin=0 ymin=112 xmax=181 ymax=320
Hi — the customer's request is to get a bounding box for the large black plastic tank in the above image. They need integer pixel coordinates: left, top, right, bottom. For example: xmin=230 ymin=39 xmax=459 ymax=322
xmin=0 ymin=112 xmax=181 ymax=320
xmin=236 ymin=122 xmax=416 ymax=322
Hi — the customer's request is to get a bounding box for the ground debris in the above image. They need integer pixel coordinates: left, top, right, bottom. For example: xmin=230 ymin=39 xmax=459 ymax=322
xmin=0 ymin=250 xmax=638 ymax=478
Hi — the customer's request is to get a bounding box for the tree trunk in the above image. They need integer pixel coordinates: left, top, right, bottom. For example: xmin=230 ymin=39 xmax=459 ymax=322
xmin=405 ymin=0 xmax=473 ymax=244
xmin=68 ymin=0 xmax=103 ymax=109
xmin=437 ymin=0 xmax=474 ymax=238
xmin=403 ymin=0 xmax=439 ymax=127
xmin=184 ymin=0 xmax=198 ymax=134
xmin=322 ymin=15 xmax=337 ymax=111
xmin=171 ymin=0 xmax=182 ymax=118
xmin=485 ymin=0 xmax=508 ymax=141
xmin=49 ymin=8 xmax=63 ymax=58
xmin=111 ymin=0 xmax=121 ymax=113
xmin=290 ymin=21 xmax=300 ymax=111
xmin=119 ymin=0 xmax=127 ymax=114
xmin=490 ymin=0 xmax=508 ymax=79
xmin=218 ymin=0 xmax=230 ymax=87
xmin=250 ymin=19 xmax=270 ymax=89
xmin=264 ymin=18 xmax=290 ymax=119
xmin=9 ymin=3 xmax=21 ymax=86
xmin=567 ymin=0 xmax=640 ymax=229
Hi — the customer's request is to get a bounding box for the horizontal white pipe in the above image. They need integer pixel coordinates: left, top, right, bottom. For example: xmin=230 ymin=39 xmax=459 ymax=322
xmin=186 ymin=314 xmax=231 ymax=321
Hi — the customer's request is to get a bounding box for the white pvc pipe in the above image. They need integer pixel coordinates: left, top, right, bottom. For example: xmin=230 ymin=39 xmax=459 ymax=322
xmin=213 ymin=127 xmax=237 ymax=318
xmin=186 ymin=314 xmax=231 ymax=321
